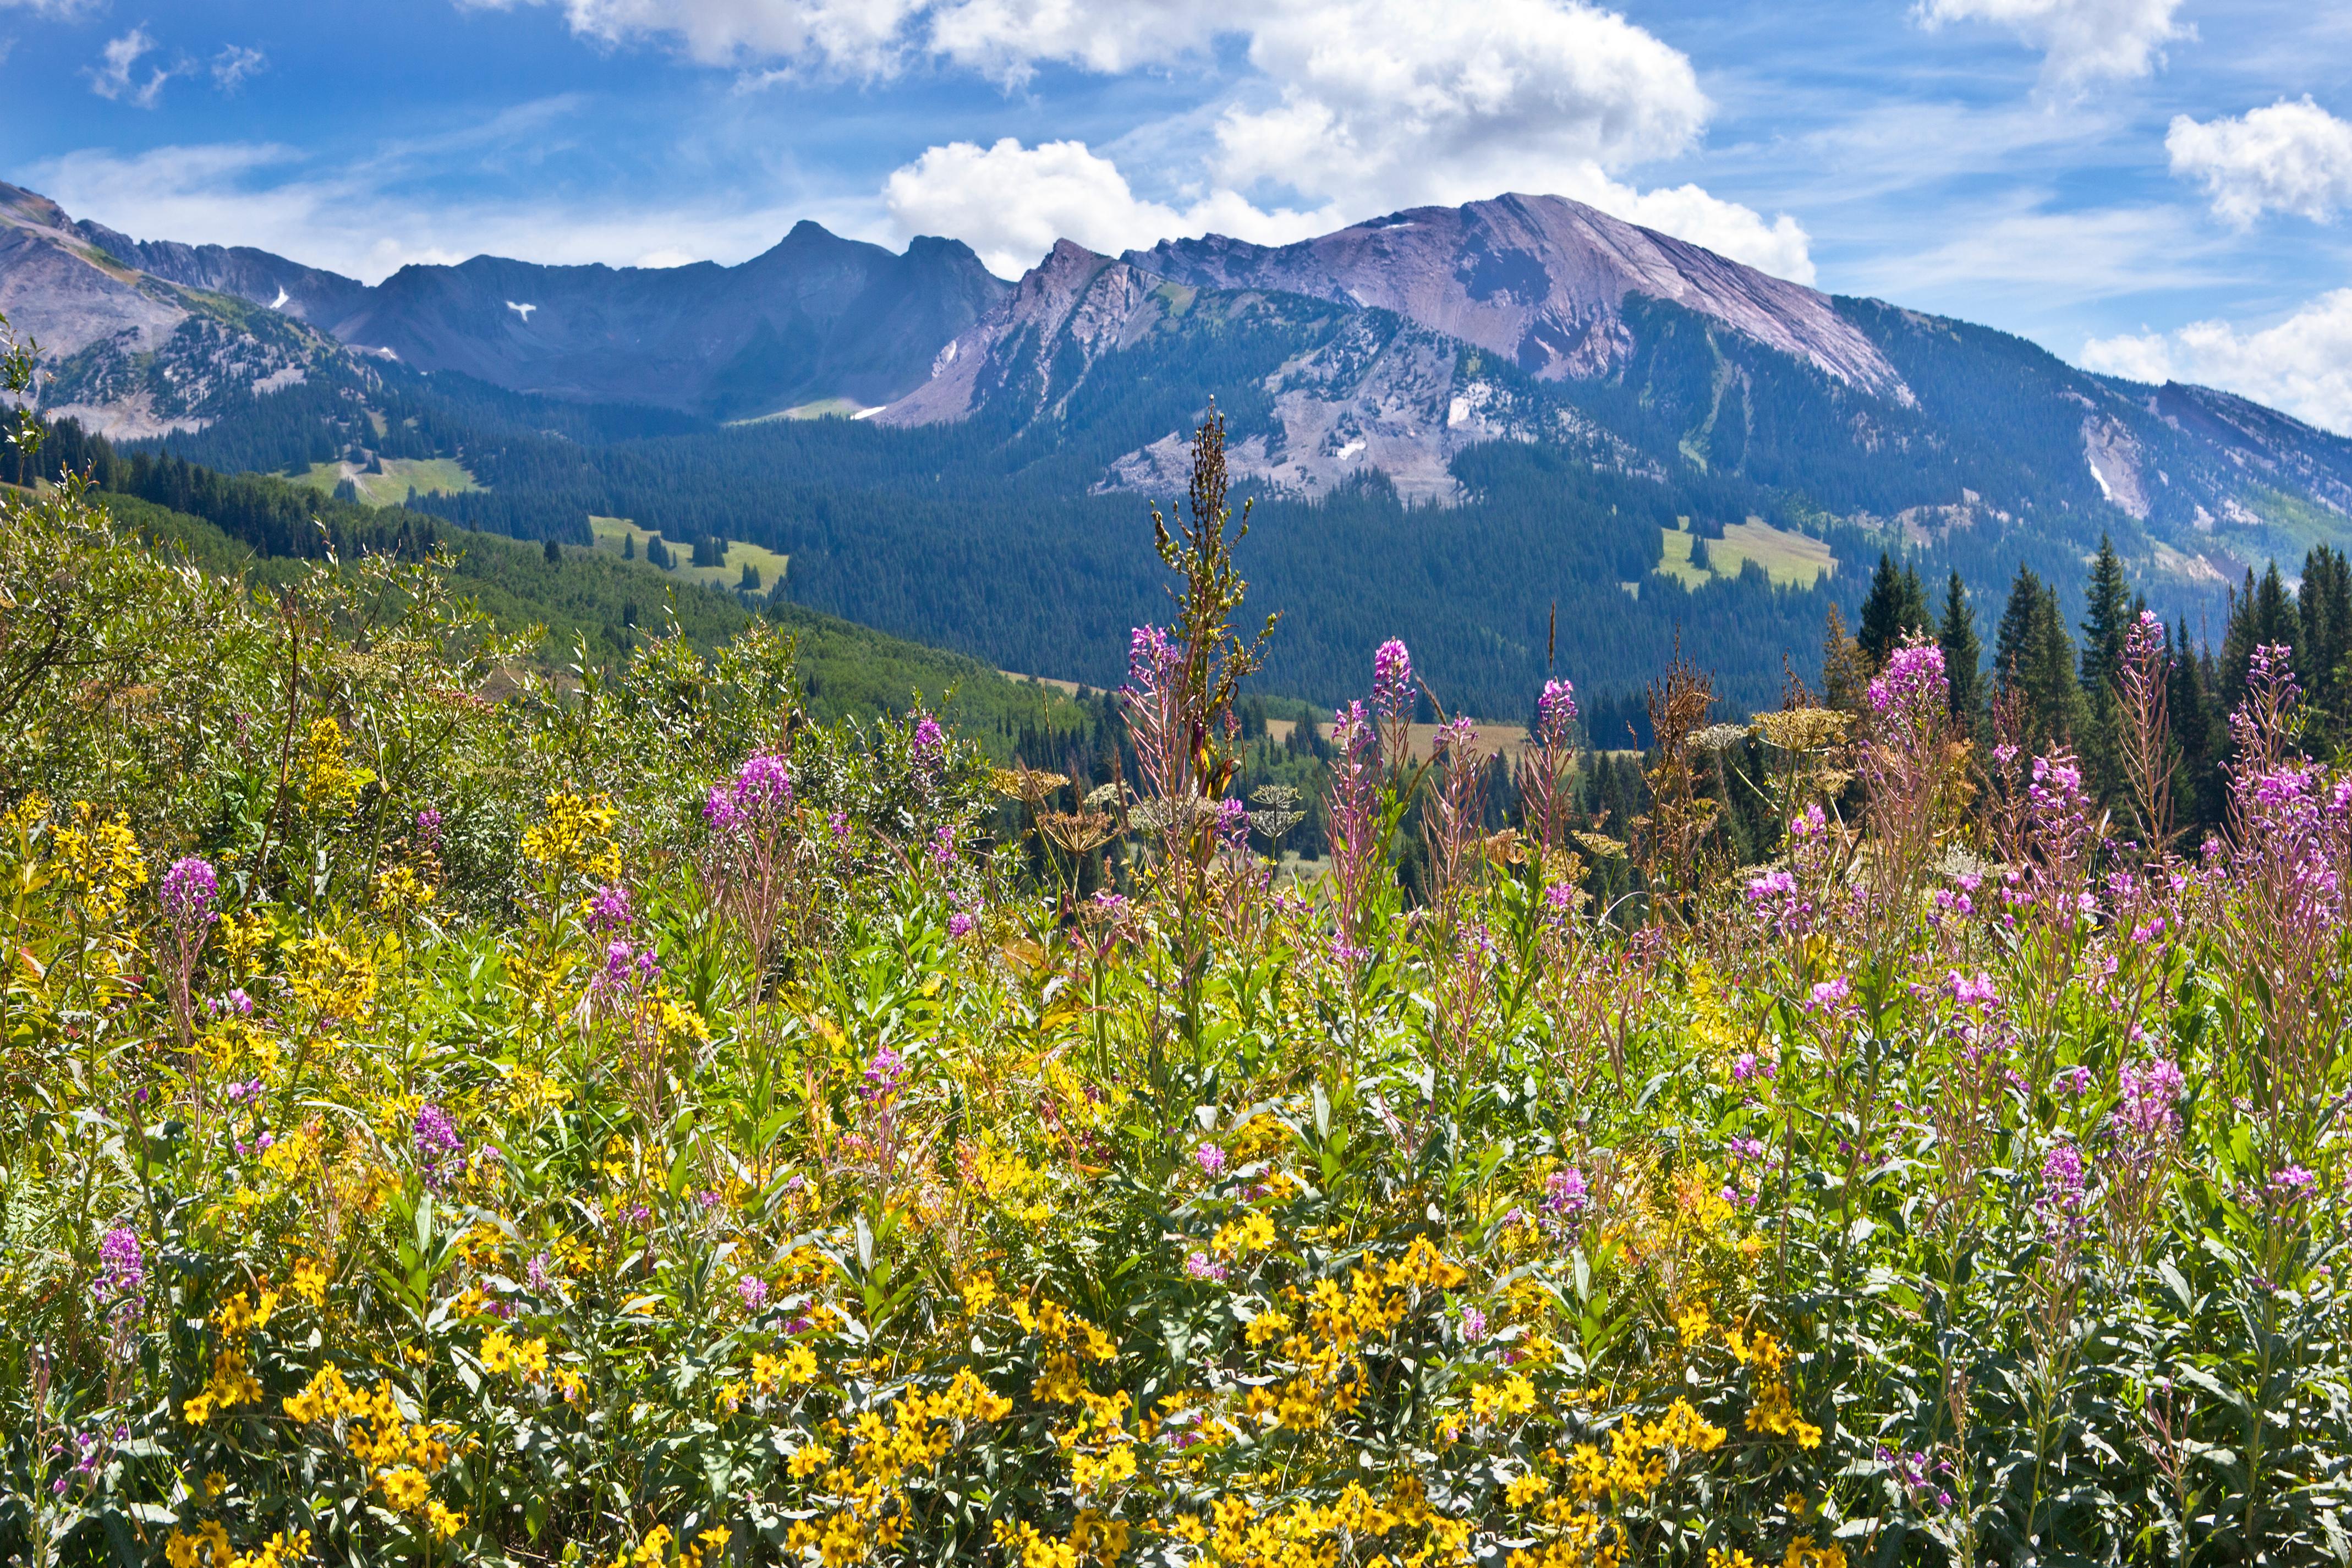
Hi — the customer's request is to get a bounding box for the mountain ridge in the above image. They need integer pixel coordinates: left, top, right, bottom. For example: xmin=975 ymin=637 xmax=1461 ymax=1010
xmin=0 ymin=180 xmax=1010 ymax=424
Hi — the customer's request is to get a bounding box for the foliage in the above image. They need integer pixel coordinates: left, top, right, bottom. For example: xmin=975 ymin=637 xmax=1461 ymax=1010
xmin=13 ymin=398 xmax=2352 ymax=1568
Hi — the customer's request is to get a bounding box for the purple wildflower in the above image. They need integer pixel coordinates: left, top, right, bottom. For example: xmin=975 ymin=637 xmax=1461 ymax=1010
xmin=98 ymin=1227 xmax=144 ymax=1297
xmin=947 ymin=911 xmax=976 ymax=937
xmin=1537 ymin=678 xmax=1578 ymax=744
xmin=862 ymin=1046 xmax=907 ymax=1101
xmin=2038 ymin=1143 xmax=2086 ymax=1240
xmin=414 ymin=1103 xmax=464 ymax=1188
xmin=415 ymin=808 xmax=445 ymax=852
xmin=1460 ymin=1307 xmax=1488 ymax=1344
xmin=1867 ymin=639 xmax=1947 ymax=719
xmin=1185 ymin=1252 xmax=1228 ymax=1283
xmin=587 ymin=883 xmax=634 ymax=935
xmin=160 ymin=857 xmax=220 ymax=929
xmin=2115 ymin=1059 xmax=2186 ymax=1140
xmin=1372 ymin=639 xmax=1415 ymax=719
xmin=1543 ymin=1167 xmax=1589 ymax=1216
xmin=1194 ymin=1142 xmax=1227 ymax=1177
xmin=911 ymin=715 xmax=946 ymax=766
xmin=738 ymin=1275 xmax=769 ymax=1311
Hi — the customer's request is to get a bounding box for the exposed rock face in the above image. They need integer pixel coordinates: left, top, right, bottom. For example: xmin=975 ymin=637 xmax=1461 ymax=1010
xmin=1125 ymin=193 xmax=1910 ymax=402
xmin=0 ymin=183 xmax=338 ymax=440
xmin=880 ymin=240 xmax=1163 ymax=426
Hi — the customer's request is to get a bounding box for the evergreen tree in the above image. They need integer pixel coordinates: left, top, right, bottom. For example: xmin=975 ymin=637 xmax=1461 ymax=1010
xmin=2298 ymin=546 xmax=2352 ymax=736
xmin=646 ymin=534 xmax=672 ymax=569
xmin=1937 ymin=569 xmax=1984 ymax=733
xmin=2077 ymin=535 xmax=2132 ymax=799
xmin=2218 ymin=563 xmax=2299 ymax=716
xmin=622 ymin=533 xmax=635 ymax=560
xmin=1688 ymin=535 xmax=1710 ymax=574
xmin=739 ymin=562 xmax=761 ymax=591
xmin=1821 ymin=605 xmax=1869 ymax=715
xmin=1995 ymin=564 xmax=2079 ymax=752
xmin=544 ymin=536 xmax=561 ymax=563
xmin=1857 ymin=552 xmax=1931 ymax=665
xmin=2168 ymin=618 xmax=2224 ymax=834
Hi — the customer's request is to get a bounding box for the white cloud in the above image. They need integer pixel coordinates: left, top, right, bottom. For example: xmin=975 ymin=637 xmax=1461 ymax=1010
xmin=884 ymin=138 xmax=1334 ymax=276
xmin=2082 ymin=289 xmax=2352 ymax=436
xmin=89 ymin=26 xmax=183 ymax=109
xmin=454 ymin=0 xmax=928 ymax=75
xmin=1216 ymin=0 xmax=1707 ymax=200
xmin=0 ymin=0 xmax=106 ymax=14
xmin=880 ymin=0 xmax=1809 ymax=281
xmin=1915 ymin=0 xmax=2189 ymax=87
xmin=212 ymin=45 xmax=270 ymax=92
xmin=2167 ymin=97 xmax=2352 ymax=226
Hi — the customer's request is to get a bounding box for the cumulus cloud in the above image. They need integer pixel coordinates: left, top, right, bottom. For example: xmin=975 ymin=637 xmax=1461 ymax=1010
xmin=89 ymin=26 xmax=183 ymax=109
xmin=472 ymin=0 xmax=1811 ymax=279
xmin=2082 ymin=289 xmax=2352 ymax=436
xmin=884 ymin=138 xmax=1335 ymax=276
xmin=2167 ymin=97 xmax=2352 ymax=226
xmin=1215 ymin=0 xmax=1706 ymax=200
xmin=1915 ymin=0 xmax=2189 ymax=87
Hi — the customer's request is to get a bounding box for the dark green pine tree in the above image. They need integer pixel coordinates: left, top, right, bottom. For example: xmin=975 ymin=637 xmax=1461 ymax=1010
xmin=1995 ymin=564 xmax=2081 ymax=753
xmin=646 ymin=533 xmax=672 ymax=569
xmin=2077 ymin=535 xmax=2133 ymax=801
xmin=544 ymin=536 xmax=561 ymax=563
xmin=622 ymin=533 xmax=635 ymax=560
xmin=2168 ymin=618 xmax=2225 ymax=835
xmin=2218 ymin=562 xmax=2300 ymax=716
xmin=2296 ymin=545 xmax=2352 ymax=739
xmin=1857 ymin=551 xmax=1932 ymax=665
xmin=1937 ymin=569 xmax=1984 ymax=736
xmin=739 ymin=562 xmax=761 ymax=591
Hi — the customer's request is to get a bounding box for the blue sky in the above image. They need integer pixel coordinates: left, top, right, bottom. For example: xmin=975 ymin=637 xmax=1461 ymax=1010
xmin=4 ymin=0 xmax=2350 ymax=430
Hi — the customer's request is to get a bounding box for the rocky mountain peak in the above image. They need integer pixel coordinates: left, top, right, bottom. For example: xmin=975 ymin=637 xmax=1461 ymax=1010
xmin=1126 ymin=191 xmax=1910 ymax=403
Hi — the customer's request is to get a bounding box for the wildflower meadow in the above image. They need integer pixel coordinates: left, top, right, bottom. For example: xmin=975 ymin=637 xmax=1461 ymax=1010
xmin=8 ymin=391 xmax=2352 ymax=1568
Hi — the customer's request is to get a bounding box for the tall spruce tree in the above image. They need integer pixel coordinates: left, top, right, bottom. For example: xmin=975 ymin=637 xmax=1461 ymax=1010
xmin=2168 ymin=617 xmax=2224 ymax=834
xmin=2077 ymin=536 xmax=2133 ymax=799
xmin=1995 ymin=564 xmax=2080 ymax=752
xmin=1857 ymin=551 xmax=1932 ymax=665
xmin=2219 ymin=563 xmax=2299 ymax=716
xmin=1938 ymin=568 xmax=1984 ymax=733
xmin=2298 ymin=545 xmax=2352 ymax=737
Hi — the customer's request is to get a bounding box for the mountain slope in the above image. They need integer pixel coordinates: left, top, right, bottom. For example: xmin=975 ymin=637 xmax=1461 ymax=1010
xmin=875 ymin=192 xmax=2351 ymax=602
xmin=0 ymin=183 xmax=348 ymax=440
xmin=1126 ymin=193 xmax=1909 ymax=400
xmin=2 ymin=183 xmax=1010 ymax=424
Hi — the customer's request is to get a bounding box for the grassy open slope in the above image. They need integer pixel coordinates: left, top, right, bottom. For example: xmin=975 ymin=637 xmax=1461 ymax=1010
xmin=590 ymin=514 xmax=793 ymax=594
xmin=1657 ymin=517 xmax=1838 ymax=590
xmin=298 ymin=456 xmax=480 ymax=506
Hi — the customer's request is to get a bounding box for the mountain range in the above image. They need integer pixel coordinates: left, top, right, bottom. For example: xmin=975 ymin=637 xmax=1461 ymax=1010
xmin=6 ymin=178 xmax=2351 ymax=719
